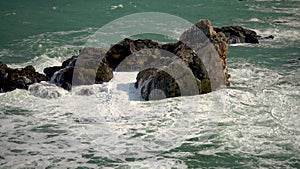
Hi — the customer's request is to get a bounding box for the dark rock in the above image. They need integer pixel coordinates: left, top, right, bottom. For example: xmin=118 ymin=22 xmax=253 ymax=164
xmin=258 ymin=35 xmax=274 ymax=40
xmin=135 ymin=68 xmax=158 ymax=89
xmin=0 ymin=62 xmax=46 ymax=92
xmin=134 ymin=19 xmax=229 ymax=100
xmin=286 ymin=58 xmax=300 ymax=65
xmin=44 ymin=66 xmax=62 ymax=81
xmin=43 ymin=47 xmax=113 ymax=90
xmin=50 ymin=67 xmax=74 ymax=91
xmin=62 ymin=55 xmax=78 ymax=68
xmin=1 ymin=19 xmax=231 ymax=99
xmin=214 ymin=26 xmax=259 ymax=44
xmin=160 ymin=41 xmax=212 ymax=91
xmin=43 ymin=55 xmax=78 ymax=81
xmin=273 ymin=20 xmax=288 ymax=24
xmin=103 ymin=38 xmax=159 ymax=70
xmin=137 ymin=68 xmax=180 ymax=101
xmin=133 ymin=40 xmax=212 ymax=100
xmin=0 ymin=62 xmax=8 ymax=80
xmin=136 ymin=61 xmax=206 ymax=100
xmin=179 ymin=19 xmax=229 ymax=87
xmin=116 ymin=47 xmax=176 ymax=72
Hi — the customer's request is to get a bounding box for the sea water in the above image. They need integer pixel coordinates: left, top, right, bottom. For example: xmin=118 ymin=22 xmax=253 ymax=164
xmin=0 ymin=0 xmax=299 ymax=168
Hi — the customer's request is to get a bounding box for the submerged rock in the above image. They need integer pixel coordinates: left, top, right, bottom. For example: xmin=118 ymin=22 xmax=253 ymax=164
xmin=0 ymin=62 xmax=46 ymax=92
xmin=286 ymin=58 xmax=300 ymax=65
xmin=258 ymin=35 xmax=274 ymax=40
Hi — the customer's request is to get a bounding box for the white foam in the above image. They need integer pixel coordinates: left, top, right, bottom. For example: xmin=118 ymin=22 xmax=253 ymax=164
xmin=0 ymin=71 xmax=226 ymax=160
xmin=0 ymin=2 xmax=299 ymax=167
xmin=7 ymin=54 xmax=65 ymax=73
xmin=248 ymin=18 xmax=263 ymax=23
xmin=28 ymin=81 xmax=69 ymax=99
xmin=0 ymin=61 xmax=299 ymax=167
xmin=111 ymin=4 xmax=124 ymax=10
xmin=228 ymin=43 xmax=256 ymax=47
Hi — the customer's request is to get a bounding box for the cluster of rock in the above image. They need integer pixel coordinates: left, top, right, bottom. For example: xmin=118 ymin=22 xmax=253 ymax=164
xmin=0 ymin=19 xmax=273 ymax=100
xmin=0 ymin=62 xmax=46 ymax=92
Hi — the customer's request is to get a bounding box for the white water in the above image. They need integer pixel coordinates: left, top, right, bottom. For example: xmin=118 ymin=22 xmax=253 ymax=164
xmin=0 ymin=58 xmax=299 ymax=167
xmin=0 ymin=70 xmax=225 ymax=167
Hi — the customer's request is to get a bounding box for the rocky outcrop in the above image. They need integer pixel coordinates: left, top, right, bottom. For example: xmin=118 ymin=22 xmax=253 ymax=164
xmin=135 ymin=19 xmax=229 ymax=100
xmin=214 ymin=26 xmax=260 ymax=44
xmin=214 ymin=25 xmax=274 ymax=45
xmin=3 ymin=19 xmax=270 ymax=96
xmin=0 ymin=62 xmax=46 ymax=92
xmin=44 ymin=47 xmax=113 ymax=90
xmin=179 ymin=19 xmax=229 ymax=87
xmin=1 ymin=19 xmax=233 ymax=99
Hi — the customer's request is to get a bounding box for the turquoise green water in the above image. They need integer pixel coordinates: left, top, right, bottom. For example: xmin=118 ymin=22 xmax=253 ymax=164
xmin=0 ymin=0 xmax=299 ymax=168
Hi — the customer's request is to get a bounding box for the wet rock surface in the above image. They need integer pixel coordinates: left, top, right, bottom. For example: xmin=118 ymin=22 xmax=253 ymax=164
xmin=214 ymin=26 xmax=259 ymax=44
xmin=103 ymin=38 xmax=160 ymax=71
xmin=44 ymin=47 xmax=113 ymax=90
xmin=0 ymin=62 xmax=46 ymax=92
xmin=214 ymin=25 xmax=273 ymax=44
xmin=135 ymin=19 xmax=228 ymax=100
xmin=135 ymin=61 xmax=209 ymax=101
xmin=1 ymin=19 xmax=239 ymax=99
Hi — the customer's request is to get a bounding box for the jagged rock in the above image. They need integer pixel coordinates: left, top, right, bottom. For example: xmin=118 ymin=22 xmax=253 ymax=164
xmin=44 ymin=66 xmax=62 ymax=81
xmin=43 ymin=47 xmax=113 ymax=90
xmin=136 ymin=68 xmax=180 ymax=101
xmin=214 ymin=26 xmax=274 ymax=44
xmin=135 ymin=19 xmax=229 ymax=100
xmin=44 ymin=48 xmax=108 ymax=81
xmin=129 ymin=39 xmax=213 ymax=100
xmin=0 ymin=62 xmax=46 ymax=92
xmin=1 ymin=19 xmax=231 ymax=99
xmin=214 ymin=26 xmax=259 ymax=44
xmin=136 ymin=61 xmax=208 ymax=100
xmin=103 ymin=38 xmax=159 ymax=70
xmin=116 ymin=48 xmax=175 ymax=72
xmin=178 ymin=19 xmax=229 ymax=88
xmin=160 ymin=41 xmax=212 ymax=91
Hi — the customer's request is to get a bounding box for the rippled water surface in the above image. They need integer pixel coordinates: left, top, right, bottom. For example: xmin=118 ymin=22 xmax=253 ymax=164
xmin=0 ymin=0 xmax=300 ymax=168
